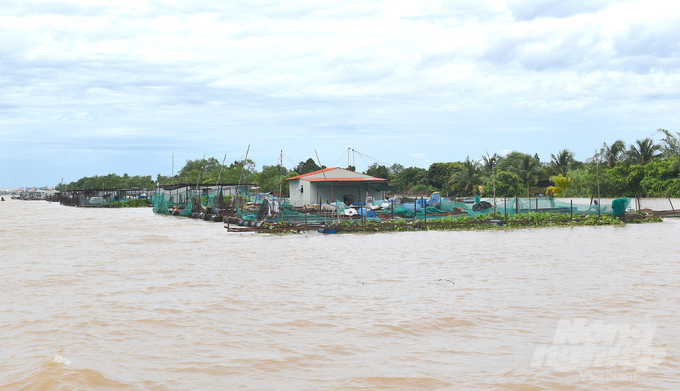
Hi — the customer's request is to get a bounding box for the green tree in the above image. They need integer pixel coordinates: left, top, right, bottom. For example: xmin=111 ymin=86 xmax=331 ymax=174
xmin=294 ymin=158 xmax=323 ymax=175
xmin=220 ymin=159 xmax=257 ymax=184
xmin=600 ymin=140 xmax=627 ymax=169
xmin=257 ymin=165 xmax=290 ymax=194
xmin=546 ymin=174 xmax=570 ymax=197
xmin=365 ymin=163 xmax=390 ymax=179
xmin=481 ymin=152 xmax=500 ymax=172
xmin=448 ymin=157 xmax=486 ymax=196
xmin=482 ymin=170 xmax=525 ymax=197
xmin=428 ymin=162 xmax=459 ymax=190
xmin=396 ymin=167 xmax=428 ymax=189
xmin=389 ymin=163 xmax=405 ymax=176
xmin=514 ymin=155 xmax=541 ymax=197
xmin=177 ymin=157 xmax=222 ymax=183
xmin=640 ymin=157 xmax=680 ymax=196
xmin=549 ymin=149 xmax=577 ymax=176
xmin=627 ymin=138 xmax=661 ymax=166
xmin=657 ymin=129 xmax=680 ymax=158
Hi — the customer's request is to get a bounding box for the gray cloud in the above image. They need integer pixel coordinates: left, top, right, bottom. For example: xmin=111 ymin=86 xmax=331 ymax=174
xmin=1 ymin=0 xmax=679 ymax=186
xmin=506 ymin=0 xmax=614 ymax=21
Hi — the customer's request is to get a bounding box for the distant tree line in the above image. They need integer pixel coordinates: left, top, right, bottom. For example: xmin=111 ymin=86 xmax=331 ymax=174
xmin=55 ymin=129 xmax=680 ymax=198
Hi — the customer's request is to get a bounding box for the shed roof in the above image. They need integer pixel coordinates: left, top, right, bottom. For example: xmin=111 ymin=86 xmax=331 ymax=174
xmin=286 ymin=167 xmax=388 ymax=182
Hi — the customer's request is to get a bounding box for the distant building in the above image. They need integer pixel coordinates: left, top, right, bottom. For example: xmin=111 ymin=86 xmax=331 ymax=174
xmin=19 ymin=190 xmax=58 ymax=200
xmin=286 ymin=167 xmax=391 ymax=207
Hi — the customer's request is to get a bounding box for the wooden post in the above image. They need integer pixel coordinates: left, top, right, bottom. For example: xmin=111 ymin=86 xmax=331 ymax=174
xmin=570 ymin=200 xmax=573 ymax=219
xmin=669 ymin=197 xmax=675 ymax=210
xmin=423 ymin=196 xmax=426 ymax=223
xmin=391 ymin=200 xmax=394 ymax=220
xmin=414 ymin=198 xmax=417 ymax=223
xmin=504 ymin=198 xmax=507 ymax=222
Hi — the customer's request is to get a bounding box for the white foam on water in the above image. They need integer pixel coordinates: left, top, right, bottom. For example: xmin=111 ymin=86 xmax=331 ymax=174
xmin=51 ymin=355 xmax=72 ymax=366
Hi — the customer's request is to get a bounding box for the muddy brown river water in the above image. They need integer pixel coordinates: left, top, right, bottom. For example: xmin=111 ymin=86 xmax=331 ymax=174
xmin=1 ymin=198 xmax=679 ymax=390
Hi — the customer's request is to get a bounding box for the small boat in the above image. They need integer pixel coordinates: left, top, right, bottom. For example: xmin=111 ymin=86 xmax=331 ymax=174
xmin=1 ymin=197 xmax=4 ymax=201
xmin=318 ymin=227 xmax=338 ymax=234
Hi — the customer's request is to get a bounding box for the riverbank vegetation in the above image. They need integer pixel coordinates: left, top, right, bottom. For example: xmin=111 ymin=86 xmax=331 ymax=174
xmin=112 ymin=198 xmax=152 ymax=208
xmin=55 ymin=129 xmax=680 ymax=199
xmin=259 ymin=212 xmax=662 ymax=234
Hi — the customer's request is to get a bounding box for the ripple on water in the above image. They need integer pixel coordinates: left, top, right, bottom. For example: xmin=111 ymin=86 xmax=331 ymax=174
xmin=1 ymin=200 xmax=679 ymax=390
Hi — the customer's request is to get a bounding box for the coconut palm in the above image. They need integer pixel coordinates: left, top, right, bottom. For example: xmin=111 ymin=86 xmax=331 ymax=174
xmin=628 ymin=138 xmax=661 ymax=165
xmin=546 ymin=174 xmax=571 ymax=197
xmin=567 ymin=168 xmax=591 ymax=196
xmin=657 ymin=128 xmax=680 ymax=158
xmin=600 ymin=140 xmax=626 ymax=169
xmin=549 ymin=149 xmax=576 ymax=176
xmin=514 ymin=155 xmax=541 ymax=197
xmin=449 ymin=157 xmax=486 ymax=196
xmin=481 ymin=152 xmax=500 ymax=172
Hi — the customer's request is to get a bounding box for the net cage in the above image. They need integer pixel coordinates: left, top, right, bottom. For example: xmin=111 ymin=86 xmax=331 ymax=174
xmin=235 ymin=196 xmax=330 ymax=225
xmin=152 ymin=184 xmax=249 ymax=215
xmin=59 ymin=188 xmax=152 ymax=207
xmin=369 ymin=196 xmax=632 ymax=220
xmin=235 ymin=196 xmax=633 ymax=226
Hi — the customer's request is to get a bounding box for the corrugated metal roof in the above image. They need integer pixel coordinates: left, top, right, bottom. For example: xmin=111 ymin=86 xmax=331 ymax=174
xmin=286 ymin=167 xmax=386 ymax=182
xmin=303 ymin=177 xmax=387 ymax=182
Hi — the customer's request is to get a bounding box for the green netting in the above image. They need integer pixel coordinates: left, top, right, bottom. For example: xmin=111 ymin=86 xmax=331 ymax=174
xmin=152 ymin=191 xmax=169 ymax=214
xmin=382 ymin=197 xmax=631 ymax=220
xmin=280 ymin=202 xmax=327 ymax=224
xmin=179 ymin=201 xmax=193 ymax=216
xmin=335 ymin=199 xmax=349 ymax=217
xmin=236 ymin=198 xmax=330 ymax=224
xmin=387 ymin=206 xmax=443 ymax=218
xmin=612 ymin=198 xmax=631 ymax=218
xmin=205 ymin=195 xmax=216 ymax=210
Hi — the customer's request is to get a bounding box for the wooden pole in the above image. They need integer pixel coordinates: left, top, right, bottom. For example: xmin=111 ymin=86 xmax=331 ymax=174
xmin=492 ymin=160 xmax=496 ymax=218
xmin=669 ymin=197 xmax=675 ymax=210
xmin=596 ymin=150 xmax=601 ymax=217
xmin=571 ymin=200 xmax=573 ymax=219
xmin=279 ymin=150 xmax=283 ymax=224
xmin=423 ymin=196 xmax=426 ymax=223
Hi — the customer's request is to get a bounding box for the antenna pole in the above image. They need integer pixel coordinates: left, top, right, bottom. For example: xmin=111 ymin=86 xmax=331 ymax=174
xmin=493 ymin=159 xmax=496 ymax=218
xmin=237 ymin=145 xmax=250 ymax=201
xmin=216 ymin=154 xmax=227 ymax=184
xmin=596 ymin=150 xmax=601 ymax=217
xmin=279 ymin=150 xmax=283 ymax=224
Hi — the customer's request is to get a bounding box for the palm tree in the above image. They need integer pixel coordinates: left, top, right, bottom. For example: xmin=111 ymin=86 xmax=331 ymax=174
xmin=657 ymin=129 xmax=680 ymax=158
xmin=628 ymin=138 xmax=661 ymax=165
xmin=549 ymin=149 xmax=576 ymax=176
xmin=449 ymin=157 xmax=486 ymax=196
xmin=481 ymin=152 xmax=500 ymax=172
xmin=600 ymin=140 xmax=626 ymax=169
xmin=546 ymin=174 xmax=571 ymax=197
xmin=567 ymin=168 xmax=592 ymax=196
xmin=514 ymin=155 xmax=541 ymax=197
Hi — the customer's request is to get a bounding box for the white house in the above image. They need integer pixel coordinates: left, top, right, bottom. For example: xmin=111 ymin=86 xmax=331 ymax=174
xmin=286 ymin=167 xmax=391 ymax=207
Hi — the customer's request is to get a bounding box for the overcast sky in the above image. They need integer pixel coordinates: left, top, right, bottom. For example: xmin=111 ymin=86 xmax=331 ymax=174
xmin=1 ymin=0 xmax=679 ymax=187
